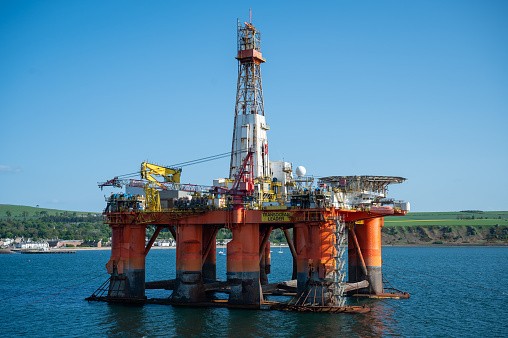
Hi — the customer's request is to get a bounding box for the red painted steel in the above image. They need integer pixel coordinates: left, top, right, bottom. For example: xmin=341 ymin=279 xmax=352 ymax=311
xmin=227 ymin=223 xmax=260 ymax=275
xmin=351 ymin=217 xmax=384 ymax=294
xmin=102 ymin=207 xmax=404 ymax=303
xmin=106 ymin=223 xmax=146 ymax=299
xmin=356 ymin=218 xmax=382 ymax=267
xmin=176 ymin=223 xmax=203 ymax=274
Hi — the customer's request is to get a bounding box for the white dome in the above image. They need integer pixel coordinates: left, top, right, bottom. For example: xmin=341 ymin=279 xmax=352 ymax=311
xmin=295 ymin=166 xmax=306 ymax=177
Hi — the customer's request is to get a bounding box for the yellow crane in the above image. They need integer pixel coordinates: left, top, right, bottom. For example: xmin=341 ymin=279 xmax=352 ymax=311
xmin=141 ymin=162 xmax=182 ymax=211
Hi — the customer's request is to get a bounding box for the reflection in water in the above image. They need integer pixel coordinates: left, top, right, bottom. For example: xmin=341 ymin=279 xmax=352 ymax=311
xmin=101 ymin=304 xmax=150 ymax=337
xmin=225 ymin=309 xmax=268 ymax=337
xmin=214 ymin=300 xmax=398 ymax=338
xmin=273 ymin=300 xmax=401 ymax=338
xmin=173 ymin=307 xmax=210 ymax=337
xmin=97 ymin=289 xmax=401 ymax=337
xmin=356 ymin=300 xmax=400 ymax=337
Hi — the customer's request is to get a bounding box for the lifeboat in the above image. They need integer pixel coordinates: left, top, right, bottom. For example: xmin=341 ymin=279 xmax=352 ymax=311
xmin=370 ymin=205 xmax=394 ymax=214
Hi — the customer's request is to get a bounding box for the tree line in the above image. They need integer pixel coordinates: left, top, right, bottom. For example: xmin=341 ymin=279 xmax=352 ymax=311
xmin=2 ymin=208 xmax=293 ymax=244
xmin=0 ymin=214 xmax=110 ymax=242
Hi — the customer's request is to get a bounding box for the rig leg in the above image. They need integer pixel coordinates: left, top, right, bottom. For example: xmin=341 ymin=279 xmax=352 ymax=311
xmin=295 ymin=221 xmax=335 ymax=305
xmin=260 ymin=241 xmax=271 ymax=285
xmin=287 ymin=228 xmax=297 ymax=280
xmin=348 ymin=217 xmax=383 ymax=294
xmin=202 ymin=227 xmax=217 ymax=282
xmin=227 ymin=222 xmax=263 ymax=306
xmin=173 ymin=224 xmax=207 ymax=303
xmin=106 ymin=224 xmax=146 ymax=300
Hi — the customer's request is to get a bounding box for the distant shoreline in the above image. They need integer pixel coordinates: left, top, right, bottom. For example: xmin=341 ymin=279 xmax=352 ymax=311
xmin=70 ymin=242 xmax=508 ymax=250
xmin=382 ymin=243 xmax=508 ymax=247
xmin=3 ymin=242 xmax=506 ymax=254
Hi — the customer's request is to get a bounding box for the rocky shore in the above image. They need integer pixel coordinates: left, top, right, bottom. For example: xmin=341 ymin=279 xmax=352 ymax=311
xmin=381 ymin=224 xmax=507 ymax=246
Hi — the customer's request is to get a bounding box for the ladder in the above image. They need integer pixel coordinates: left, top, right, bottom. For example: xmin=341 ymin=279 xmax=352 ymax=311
xmin=329 ymin=216 xmax=347 ymax=307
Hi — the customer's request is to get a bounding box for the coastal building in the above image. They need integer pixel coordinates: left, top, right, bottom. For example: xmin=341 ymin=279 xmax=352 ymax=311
xmin=15 ymin=241 xmax=49 ymax=250
xmin=216 ymin=239 xmax=232 ymax=246
xmin=82 ymin=240 xmax=102 ymax=248
xmin=0 ymin=238 xmax=14 ymax=247
xmin=155 ymin=239 xmax=175 ymax=247
xmin=47 ymin=239 xmax=84 ymax=248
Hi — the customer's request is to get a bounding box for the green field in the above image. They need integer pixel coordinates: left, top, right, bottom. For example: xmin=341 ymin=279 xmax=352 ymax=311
xmin=0 ymin=204 xmax=98 ymax=220
xmin=385 ymin=211 xmax=508 ymax=227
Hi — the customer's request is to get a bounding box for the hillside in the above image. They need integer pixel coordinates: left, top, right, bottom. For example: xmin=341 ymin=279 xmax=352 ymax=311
xmin=383 ymin=210 xmax=508 ymax=245
xmin=0 ymin=204 xmax=98 ymax=219
xmin=0 ymin=204 xmax=107 ymax=242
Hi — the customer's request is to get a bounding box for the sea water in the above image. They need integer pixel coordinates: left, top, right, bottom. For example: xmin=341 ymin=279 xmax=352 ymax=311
xmin=0 ymin=247 xmax=506 ymax=337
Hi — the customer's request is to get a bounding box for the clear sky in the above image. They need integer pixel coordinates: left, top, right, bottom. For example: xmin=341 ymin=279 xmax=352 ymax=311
xmin=1 ymin=0 xmax=507 ymax=213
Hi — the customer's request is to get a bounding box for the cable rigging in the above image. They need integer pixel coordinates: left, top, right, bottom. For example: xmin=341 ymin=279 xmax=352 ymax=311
xmin=382 ymin=270 xmax=431 ymax=290
xmin=25 ymin=273 xmax=107 ymax=306
xmin=104 ymin=150 xmax=244 ymax=181
xmin=169 ymin=151 xmax=236 ymax=167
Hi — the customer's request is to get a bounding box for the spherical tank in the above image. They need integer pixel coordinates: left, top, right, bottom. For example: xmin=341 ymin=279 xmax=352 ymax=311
xmin=295 ymin=166 xmax=306 ymax=177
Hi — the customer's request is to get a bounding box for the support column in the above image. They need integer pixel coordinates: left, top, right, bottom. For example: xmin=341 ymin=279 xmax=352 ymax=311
xmin=289 ymin=227 xmax=297 ymax=280
xmin=348 ymin=224 xmax=361 ymax=286
xmin=106 ymin=223 xmax=146 ymax=299
xmin=349 ymin=217 xmax=383 ymax=294
xmin=295 ymin=222 xmax=309 ymax=296
xmin=173 ymin=224 xmax=207 ymax=303
xmin=295 ymin=220 xmax=335 ymax=305
xmin=227 ymin=220 xmax=262 ymax=306
xmin=259 ymin=226 xmax=272 ymax=286
xmin=260 ymin=241 xmax=271 ymax=285
xmin=202 ymin=227 xmax=217 ymax=282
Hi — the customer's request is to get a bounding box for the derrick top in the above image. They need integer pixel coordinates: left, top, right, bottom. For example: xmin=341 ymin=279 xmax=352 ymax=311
xmin=236 ymin=20 xmax=266 ymax=64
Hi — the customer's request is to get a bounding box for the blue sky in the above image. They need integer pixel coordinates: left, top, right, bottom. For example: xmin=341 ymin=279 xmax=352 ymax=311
xmin=1 ymin=0 xmax=507 ymax=213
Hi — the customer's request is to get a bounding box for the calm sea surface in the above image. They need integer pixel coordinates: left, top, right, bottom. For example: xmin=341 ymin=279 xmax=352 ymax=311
xmin=1 ymin=247 xmax=507 ymax=337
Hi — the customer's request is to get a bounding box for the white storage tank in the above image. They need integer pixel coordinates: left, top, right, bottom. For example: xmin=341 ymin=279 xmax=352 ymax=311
xmin=295 ymin=166 xmax=306 ymax=177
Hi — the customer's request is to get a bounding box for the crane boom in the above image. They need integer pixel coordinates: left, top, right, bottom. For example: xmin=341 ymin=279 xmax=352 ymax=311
xmin=140 ymin=162 xmax=182 ymax=211
xmin=141 ymin=162 xmax=181 ymax=184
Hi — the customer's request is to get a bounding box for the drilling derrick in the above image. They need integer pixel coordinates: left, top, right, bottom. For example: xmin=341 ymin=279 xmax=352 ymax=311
xmin=230 ymin=20 xmax=269 ymax=179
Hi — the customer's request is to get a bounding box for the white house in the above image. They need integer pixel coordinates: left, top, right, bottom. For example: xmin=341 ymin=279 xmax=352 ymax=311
xmin=15 ymin=241 xmax=49 ymax=250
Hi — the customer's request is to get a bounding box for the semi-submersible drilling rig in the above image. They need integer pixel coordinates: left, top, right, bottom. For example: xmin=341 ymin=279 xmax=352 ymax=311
xmin=88 ymin=18 xmax=410 ymax=312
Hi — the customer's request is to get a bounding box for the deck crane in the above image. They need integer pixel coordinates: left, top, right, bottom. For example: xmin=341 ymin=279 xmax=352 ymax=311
xmin=212 ymin=151 xmax=254 ymax=210
xmin=140 ymin=162 xmax=182 ymax=211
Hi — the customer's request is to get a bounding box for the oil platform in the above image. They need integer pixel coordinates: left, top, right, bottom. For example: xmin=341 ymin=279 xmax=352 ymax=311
xmin=88 ymin=16 xmax=410 ymax=313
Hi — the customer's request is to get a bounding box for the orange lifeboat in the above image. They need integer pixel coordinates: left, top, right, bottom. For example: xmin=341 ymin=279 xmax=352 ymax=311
xmin=370 ymin=205 xmax=394 ymax=214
